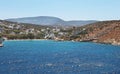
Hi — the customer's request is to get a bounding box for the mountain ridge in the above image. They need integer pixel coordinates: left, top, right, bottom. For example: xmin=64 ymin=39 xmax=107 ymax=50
xmin=6 ymin=16 xmax=97 ymax=26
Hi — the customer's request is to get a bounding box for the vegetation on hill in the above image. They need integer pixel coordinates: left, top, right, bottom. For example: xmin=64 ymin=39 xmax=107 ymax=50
xmin=69 ymin=20 xmax=120 ymax=45
xmin=0 ymin=20 xmax=54 ymax=39
xmin=0 ymin=19 xmax=120 ymax=45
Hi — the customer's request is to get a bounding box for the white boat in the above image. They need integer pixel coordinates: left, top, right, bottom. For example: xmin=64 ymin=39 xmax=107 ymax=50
xmin=0 ymin=43 xmax=3 ymax=47
xmin=0 ymin=38 xmax=4 ymax=47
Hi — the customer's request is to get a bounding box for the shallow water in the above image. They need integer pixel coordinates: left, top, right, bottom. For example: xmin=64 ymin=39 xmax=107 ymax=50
xmin=0 ymin=40 xmax=120 ymax=74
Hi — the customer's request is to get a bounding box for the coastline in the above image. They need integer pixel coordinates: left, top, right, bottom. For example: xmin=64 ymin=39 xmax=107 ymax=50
xmin=3 ymin=38 xmax=120 ymax=46
xmin=5 ymin=39 xmax=48 ymax=41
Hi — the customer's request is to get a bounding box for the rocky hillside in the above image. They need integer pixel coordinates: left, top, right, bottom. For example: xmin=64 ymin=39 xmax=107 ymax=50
xmin=70 ymin=20 xmax=120 ymax=45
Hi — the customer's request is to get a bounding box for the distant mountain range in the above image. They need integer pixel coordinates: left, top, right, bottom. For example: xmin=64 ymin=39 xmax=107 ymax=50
xmin=6 ymin=16 xmax=97 ymax=26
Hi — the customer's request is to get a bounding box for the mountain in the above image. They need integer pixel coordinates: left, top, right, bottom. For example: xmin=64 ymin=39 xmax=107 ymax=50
xmin=6 ymin=16 xmax=97 ymax=26
xmin=6 ymin=16 xmax=65 ymax=26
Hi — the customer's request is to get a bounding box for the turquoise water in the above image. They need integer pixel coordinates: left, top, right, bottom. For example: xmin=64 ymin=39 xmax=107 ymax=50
xmin=0 ymin=40 xmax=120 ymax=74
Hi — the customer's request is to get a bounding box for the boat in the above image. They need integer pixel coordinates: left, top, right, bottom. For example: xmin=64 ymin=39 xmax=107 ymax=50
xmin=0 ymin=38 xmax=4 ymax=47
xmin=54 ymin=37 xmax=64 ymax=41
xmin=0 ymin=43 xmax=3 ymax=47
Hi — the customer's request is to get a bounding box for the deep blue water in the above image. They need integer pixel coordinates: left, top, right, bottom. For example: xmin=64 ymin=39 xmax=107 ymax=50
xmin=0 ymin=40 xmax=120 ymax=74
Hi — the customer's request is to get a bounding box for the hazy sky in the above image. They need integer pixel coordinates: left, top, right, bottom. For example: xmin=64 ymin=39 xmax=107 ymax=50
xmin=0 ymin=0 xmax=120 ymax=20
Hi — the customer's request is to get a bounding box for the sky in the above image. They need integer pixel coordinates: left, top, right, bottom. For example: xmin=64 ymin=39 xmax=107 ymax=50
xmin=0 ymin=0 xmax=120 ymax=20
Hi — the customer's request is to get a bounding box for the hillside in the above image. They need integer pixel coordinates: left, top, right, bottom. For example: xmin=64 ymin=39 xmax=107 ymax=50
xmin=0 ymin=19 xmax=120 ymax=45
xmin=6 ymin=16 xmax=97 ymax=26
xmin=0 ymin=20 xmax=55 ymax=39
xmin=69 ymin=20 xmax=120 ymax=45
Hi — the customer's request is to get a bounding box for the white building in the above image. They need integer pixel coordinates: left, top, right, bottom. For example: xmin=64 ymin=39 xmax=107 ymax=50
xmin=8 ymin=24 xmax=15 ymax=29
xmin=25 ymin=28 xmax=35 ymax=34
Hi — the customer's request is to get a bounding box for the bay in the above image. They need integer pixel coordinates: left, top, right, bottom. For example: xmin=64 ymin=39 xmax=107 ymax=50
xmin=0 ymin=40 xmax=120 ymax=74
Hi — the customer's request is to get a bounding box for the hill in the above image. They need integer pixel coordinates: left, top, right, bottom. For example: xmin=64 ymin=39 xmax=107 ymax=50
xmin=6 ymin=16 xmax=97 ymax=26
xmin=69 ymin=20 xmax=120 ymax=45
xmin=0 ymin=19 xmax=120 ymax=45
xmin=0 ymin=20 xmax=54 ymax=39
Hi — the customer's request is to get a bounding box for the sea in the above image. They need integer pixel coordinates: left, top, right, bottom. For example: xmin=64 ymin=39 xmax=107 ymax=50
xmin=0 ymin=40 xmax=120 ymax=74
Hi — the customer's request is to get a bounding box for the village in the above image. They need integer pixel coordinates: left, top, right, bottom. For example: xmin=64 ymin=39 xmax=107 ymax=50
xmin=0 ymin=20 xmax=80 ymax=41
